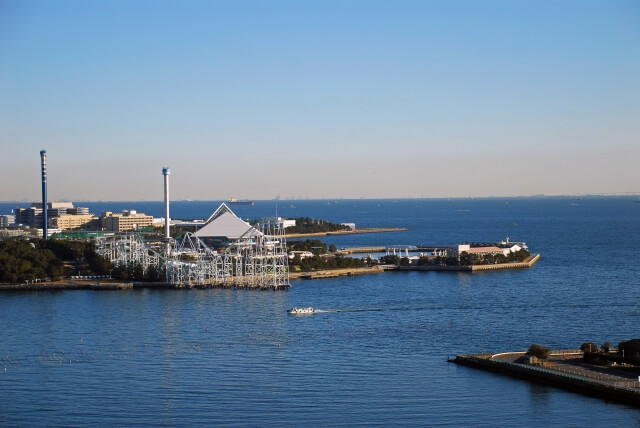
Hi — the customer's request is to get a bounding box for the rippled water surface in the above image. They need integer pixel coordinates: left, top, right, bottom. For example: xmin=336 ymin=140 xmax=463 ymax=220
xmin=1 ymin=197 xmax=640 ymax=425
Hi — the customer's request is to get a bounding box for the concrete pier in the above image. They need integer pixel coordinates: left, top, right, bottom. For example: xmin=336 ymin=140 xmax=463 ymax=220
xmin=454 ymin=351 xmax=640 ymax=407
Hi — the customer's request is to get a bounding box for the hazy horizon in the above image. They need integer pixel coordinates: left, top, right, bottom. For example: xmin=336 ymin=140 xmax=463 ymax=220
xmin=2 ymin=193 xmax=639 ymax=206
xmin=2 ymin=1 xmax=639 ymax=201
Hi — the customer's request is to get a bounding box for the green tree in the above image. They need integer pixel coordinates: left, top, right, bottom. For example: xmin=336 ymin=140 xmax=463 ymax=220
xmin=132 ymin=263 xmax=144 ymax=280
xmin=145 ymin=265 xmax=159 ymax=281
xmin=379 ymin=255 xmax=401 ymax=266
xmin=526 ymin=344 xmax=550 ymax=360
xmin=580 ymin=342 xmax=599 ymax=353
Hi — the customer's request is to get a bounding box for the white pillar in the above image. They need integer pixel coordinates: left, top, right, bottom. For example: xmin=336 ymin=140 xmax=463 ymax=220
xmin=162 ymin=167 xmax=170 ymax=239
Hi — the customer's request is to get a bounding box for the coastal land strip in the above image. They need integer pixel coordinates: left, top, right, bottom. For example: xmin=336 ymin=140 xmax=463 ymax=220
xmin=0 ymin=255 xmax=540 ymax=291
xmin=285 ymin=227 xmax=407 ymax=238
xmin=453 ymin=351 xmax=640 ymax=407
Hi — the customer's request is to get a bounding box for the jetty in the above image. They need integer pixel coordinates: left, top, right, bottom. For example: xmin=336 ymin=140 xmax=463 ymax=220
xmin=0 ymin=280 xmax=136 ymax=291
xmin=285 ymin=227 xmax=406 ymax=238
xmin=290 ymin=265 xmax=390 ymax=280
xmin=454 ymin=351 xmax=640 ymax=407
xmin=398 ymin=253 xmax=540 ymax=272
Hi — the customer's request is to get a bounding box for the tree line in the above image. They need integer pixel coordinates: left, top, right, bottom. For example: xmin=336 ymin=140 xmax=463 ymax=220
xmin=285 ymin=217 xmax=351 ymax=234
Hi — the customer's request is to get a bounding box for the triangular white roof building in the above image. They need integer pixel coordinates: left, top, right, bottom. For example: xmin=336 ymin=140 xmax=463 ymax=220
xmin=194 ymin=203 xmax=262 ymax=240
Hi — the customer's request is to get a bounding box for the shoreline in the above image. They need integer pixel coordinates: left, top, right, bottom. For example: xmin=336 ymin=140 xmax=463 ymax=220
xmin=285 ymin=227 xmax=407 ymax=238
xmin=398 ymin=253 xmax=540 ymax=272
xmin=0 ymin=257 xmax=540 ymax=291
xmin=454 ymin=351 xmax=640 ymax=407
xmin=289 ymin=265 xmax=390 ymax=280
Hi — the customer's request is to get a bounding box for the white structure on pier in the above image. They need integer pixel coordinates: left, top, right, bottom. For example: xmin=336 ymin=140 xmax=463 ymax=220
xmin=386 ymin=245 xmax=418 ymax=257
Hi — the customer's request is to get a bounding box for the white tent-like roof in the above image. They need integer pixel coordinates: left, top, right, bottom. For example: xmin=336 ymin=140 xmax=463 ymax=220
xmin=194 ymin=203 xmax=262 ymax=240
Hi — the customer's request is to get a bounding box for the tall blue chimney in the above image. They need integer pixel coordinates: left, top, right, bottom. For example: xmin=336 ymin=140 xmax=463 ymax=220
xmin=40 ymin=150 xmax=48 ymax=240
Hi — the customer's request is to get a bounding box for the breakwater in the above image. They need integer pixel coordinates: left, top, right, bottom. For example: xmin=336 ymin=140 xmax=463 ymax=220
xmin=454 ymin=352 xmax=640 ymax=408
xmin=0 ymin=281 xmax=138 ymax=291
xmin=290 ymin=265 xmax=389 ymax=280
xmin=397 ymin=253 xmax=540 ymax=272
xmin=286 ymin=227 xmax=407 ymax=238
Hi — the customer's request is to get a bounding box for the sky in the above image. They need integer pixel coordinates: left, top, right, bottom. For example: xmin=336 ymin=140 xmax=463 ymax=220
xmin=1 ymin=0 xmax=639 ymax=201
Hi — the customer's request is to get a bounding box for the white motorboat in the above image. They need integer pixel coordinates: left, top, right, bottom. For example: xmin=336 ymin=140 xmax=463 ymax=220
xmin=287 ymin=307 xmax=314 ymax=315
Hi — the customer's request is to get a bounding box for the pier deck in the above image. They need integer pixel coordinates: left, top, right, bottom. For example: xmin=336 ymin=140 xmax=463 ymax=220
xmin=454 ymin=351 xmax=640 ymax=407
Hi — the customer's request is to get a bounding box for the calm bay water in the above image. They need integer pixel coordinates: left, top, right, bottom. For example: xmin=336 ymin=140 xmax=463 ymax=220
xmin=1 ymin=197 xmax=640 ymax=425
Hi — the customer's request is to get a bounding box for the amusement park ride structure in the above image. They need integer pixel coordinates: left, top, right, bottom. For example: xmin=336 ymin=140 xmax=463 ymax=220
xmin=94 ymin=205 xmax=290 ymax=289
xmin=94 ymin=168 xmax=289 ymax=289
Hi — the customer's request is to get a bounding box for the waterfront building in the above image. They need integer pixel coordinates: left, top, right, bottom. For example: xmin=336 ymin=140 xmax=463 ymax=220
xmin=464 ymin=246 xmax=506 ymax=256
xmin=194 ymin=203 xmax=262 ymax=248
xmin=14 ymin=202 xmax=92 ymax=227
xmin=50 ymin=214 xmax=100 ymax=230
xmin=14 ymin=206 xmax=43 ymax=226
xmin=101 ymin=210 xmax=155 ymax=232
xmin=35 ymin=228 xmax=62 ymax=238
xmin=67 ymin=206 xmax=89 ymax=215
xmin=0 ymin=228 xmax=28 ymax=238
xmin=0 ymin=214 xmax=16 ymax=227
xmin=261 ymin=217 xmax=296 ymax=229
xmin=289 ymin=250 xmax=314 ymax=260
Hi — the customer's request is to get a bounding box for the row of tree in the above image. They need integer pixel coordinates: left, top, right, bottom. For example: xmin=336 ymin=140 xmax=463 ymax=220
xmin=0 ymin=240 xmax=64 ymax=283
xmin=0 ymin=238 xmax=165 ymax=284
xmin=284 ymin=217 xmax=351 ymax=234
xmin=460 ymin=248 xmax=531 ymax=266
xmin=527 ymin=340 xmax=631 ymax=361
xmin=379 ymin=248 xmax=532 ymax=267
xmin=290 ymin=254 xmax=371 ymax=272
xmin=287 ymin=239 xmax=338 ymax=255
xmin=111 ymin=263 xmax=163 ymax=281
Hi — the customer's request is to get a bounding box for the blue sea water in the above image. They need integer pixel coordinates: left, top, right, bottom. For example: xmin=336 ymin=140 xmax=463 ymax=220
xmin=1 ymin=197 xmax=640 ymax=426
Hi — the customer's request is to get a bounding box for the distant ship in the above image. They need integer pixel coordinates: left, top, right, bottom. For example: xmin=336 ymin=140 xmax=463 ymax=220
xmin=228 ymin=198 xmax=254 ymax=206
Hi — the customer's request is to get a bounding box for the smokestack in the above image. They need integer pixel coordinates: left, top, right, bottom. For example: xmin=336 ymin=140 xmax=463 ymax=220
xmin=162 ymin=167 xmax=170 ymax=239
xmin=40 ymin=150 xmax=48 ymax=240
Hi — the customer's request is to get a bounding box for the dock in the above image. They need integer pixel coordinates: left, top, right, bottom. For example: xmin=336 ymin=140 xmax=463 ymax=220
xmin=454 ymin=351 xmax=640 ymax=407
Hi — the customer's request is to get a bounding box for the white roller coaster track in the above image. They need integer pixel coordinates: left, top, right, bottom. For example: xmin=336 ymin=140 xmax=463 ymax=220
xmin=94 ymin=223 xmax=290 ymax=289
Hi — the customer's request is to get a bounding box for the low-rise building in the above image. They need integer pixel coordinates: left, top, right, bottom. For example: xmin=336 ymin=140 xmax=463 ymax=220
xmin=289 ymin=250 xmax=314 ymax=260
xmin=260 ymin=217 xmax=296 ymax=229
xmin=14 ymin=202 xmax=91 ymax=227
xmin=0 ymin=214 xmax=16 ymax=227
xmin=101 ymin=210 xmax=155 ymax=232
xmin=50 ymin=214 xmax=100 ymax=230
xmin=14 ymin=206 xmax=43 ymax=226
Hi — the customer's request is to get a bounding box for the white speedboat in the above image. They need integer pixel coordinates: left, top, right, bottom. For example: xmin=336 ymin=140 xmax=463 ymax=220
xmin=287 ymin=307 xmax=314 ymax=315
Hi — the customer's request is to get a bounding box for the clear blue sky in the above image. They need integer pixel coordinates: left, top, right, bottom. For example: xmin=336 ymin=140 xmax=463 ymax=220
xmin=1 ymin=0 xmax=638 ymax=201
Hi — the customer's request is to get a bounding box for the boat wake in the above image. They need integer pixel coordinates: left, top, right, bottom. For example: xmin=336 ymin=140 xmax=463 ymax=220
xmin=313 ymin=306 xmax=425 ymax=314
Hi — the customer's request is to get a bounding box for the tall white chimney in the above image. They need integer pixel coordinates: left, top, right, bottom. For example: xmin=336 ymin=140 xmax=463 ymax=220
xmin=162 ymin=167 xmax=170 ymax=239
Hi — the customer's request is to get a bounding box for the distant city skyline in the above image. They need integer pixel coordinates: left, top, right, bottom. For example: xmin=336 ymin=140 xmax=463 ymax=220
xmin=1 ymin=1 xmax=639 ymax=202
